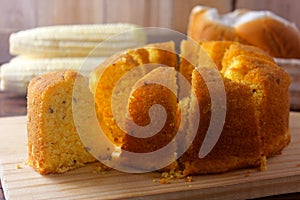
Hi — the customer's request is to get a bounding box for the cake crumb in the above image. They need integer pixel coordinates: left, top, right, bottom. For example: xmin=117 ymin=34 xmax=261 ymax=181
xmin=16 ymin=164 xmax=22 ymax=169
xmin=186 ymin=176 xmax=193 ymax=182
xmin=260 ymin=164 xmax=267 ymax=171
xmin=161 ymin=172 xmax=169 ymax=178
xmin=160 ymin=178 xmax=170 ymax=184
xmin=161 ymin=169 xmax=185 ymax=179
xmin=92 ymin=163 xmax=111 ymax=173
xmin=244 ymin=170 xmax=251 ymax=177
xmin=259 ymin=156 xmax=267 ymax=171
xmin=94 ymin=165 xmax=103 ymax=172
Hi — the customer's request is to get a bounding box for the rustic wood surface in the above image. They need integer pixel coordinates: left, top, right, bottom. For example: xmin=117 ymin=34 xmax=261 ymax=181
xmin=0 ymin=92 xmax=26 ymax=117
xmin=0 ymin=94 xmax=300 ymax=199
xmin=0 ymin=91 xmax=26 ymax=200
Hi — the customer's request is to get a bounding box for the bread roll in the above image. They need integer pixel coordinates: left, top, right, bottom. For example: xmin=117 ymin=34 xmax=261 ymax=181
xmin=188 ymin=6 xmax=300 ymax=58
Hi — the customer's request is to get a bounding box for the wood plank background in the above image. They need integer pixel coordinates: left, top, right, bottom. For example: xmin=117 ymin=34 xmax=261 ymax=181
xmin=1 ymin=0 xmax=300 ymax=63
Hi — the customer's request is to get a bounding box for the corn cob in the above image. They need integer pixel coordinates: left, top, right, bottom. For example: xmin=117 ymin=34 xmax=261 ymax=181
xmin=0 ymin=56 xmax=106 ymax=95
xmin=10 ymin=23 xmax=146 ymax=57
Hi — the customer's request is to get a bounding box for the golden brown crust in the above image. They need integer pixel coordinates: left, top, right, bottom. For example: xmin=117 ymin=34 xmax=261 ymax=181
xmin=199 ymin=41 xmax=235 ymax=70
xmin=220 ymin=42 xmax=290 ymax=157
xmin=179 ymin=67 xmax=263 ymax=175
xmin=234 ymin=57 xmax=291 ymax=156
xmin=188 ymin=6 xmax=300 ymax=58
xmin=89 ymin=41 xmax=177 ymax=146
xmin=235 ymin=17 xmax=300 ymax=58
xmin=123 ymin=67 xmax=179 ymax=153
xmin=178 ymin=40 xmax=290 ymax=175
xmin=187 ymin=9 xmax=238 ymax=42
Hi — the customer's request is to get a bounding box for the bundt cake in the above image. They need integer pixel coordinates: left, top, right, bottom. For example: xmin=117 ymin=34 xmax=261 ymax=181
xmin=27 ymin=40 xmax=290 ymax=175
xmin=89 ymin=40 xmax=290 ymax=175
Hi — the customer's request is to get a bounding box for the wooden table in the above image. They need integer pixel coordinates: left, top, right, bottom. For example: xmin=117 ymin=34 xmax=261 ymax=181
xmin=0 ymin=92 xmax=27 ymax=117
xmin=0 ymin=91 xmax=300 ymax=200
xmin=0 ymin=92 xmax=25 ymax=200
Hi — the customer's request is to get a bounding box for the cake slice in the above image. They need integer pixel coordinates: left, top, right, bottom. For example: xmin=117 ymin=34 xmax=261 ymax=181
xmin=27 ymin=70 xmax=98 ymax=174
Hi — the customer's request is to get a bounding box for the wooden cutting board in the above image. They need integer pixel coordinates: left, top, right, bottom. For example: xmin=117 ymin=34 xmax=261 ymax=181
xmin=0 ymin=113 xmax=300 ymax=200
